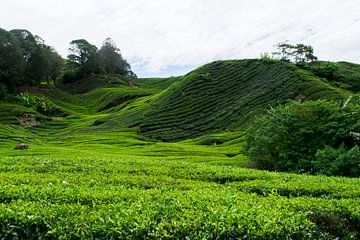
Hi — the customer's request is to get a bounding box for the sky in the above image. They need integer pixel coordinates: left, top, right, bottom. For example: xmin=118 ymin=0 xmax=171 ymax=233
xmin=1 ymin=0 xmax=360 ymax=77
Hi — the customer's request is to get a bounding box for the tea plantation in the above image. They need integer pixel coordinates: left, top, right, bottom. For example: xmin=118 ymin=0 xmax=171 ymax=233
xmin=0 ymin=59 xmax=359 ymax=239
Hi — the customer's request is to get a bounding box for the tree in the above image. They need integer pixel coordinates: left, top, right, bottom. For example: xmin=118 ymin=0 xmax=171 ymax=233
xmin=98 ymin=38 xmax=123 ymax=75
xmin=0 ymin=28 xmax=24 ymax=96
xmin=0 ymin=28 xmax=64 ymax=93
xmin=122 ymin=59 xmax=137 ymax=78
xmin=273 ymin=42 xmax=317 ymax=63
xmin=98 ymin=38 xmax=137 ymax=77
xmin=11 ymin=29 xmax=65 ymax=86
xmin=67 ymin=39 xmax=102 ymax=78
xmin=64 ymin=38 xmax=136 ymax=83
xmin=10 ymin=29 xmax=53 ymax=86
xmin=43 ymin=46 xmax=64 ymax=85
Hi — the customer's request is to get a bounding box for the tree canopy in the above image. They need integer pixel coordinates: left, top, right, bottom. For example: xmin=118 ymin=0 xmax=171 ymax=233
xmin=0 ymin=28 xmax=64 ymax=97
xmin=0 ymin=28 xmax=24 ymax=96
xmin=64 ymin=38 xmax=136 ymax=83
xmin=0 ymin=28 xmax=136 ymax=98
xmin=273 ymin=42 xmax=318 ymax=63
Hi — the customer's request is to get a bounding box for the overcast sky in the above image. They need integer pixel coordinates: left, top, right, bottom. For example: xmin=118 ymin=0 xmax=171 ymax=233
xmin=1 ymin=0 xmax=359 ymax=77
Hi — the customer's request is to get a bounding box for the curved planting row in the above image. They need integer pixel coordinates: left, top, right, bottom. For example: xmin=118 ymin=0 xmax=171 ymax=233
xmin=138 ymin=59 xmax=345 ymax=141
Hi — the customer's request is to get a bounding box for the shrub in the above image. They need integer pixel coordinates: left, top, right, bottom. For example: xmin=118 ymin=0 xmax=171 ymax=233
xmin=244 ymin=100 xmax=360 ymax=176
xmin=313 ymin=62 xmax=340 ymax=80
xmin=16 ymin=93 xmax=62 ymax=116
xmin=315 ymin=145 xmax=360 ymax=177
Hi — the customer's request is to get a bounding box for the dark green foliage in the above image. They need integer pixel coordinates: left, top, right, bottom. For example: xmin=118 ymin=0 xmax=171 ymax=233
xmin=98 ymin=38 xmax=136 ymax=78
xmin=336 ymin=62 xmax=360 ymax=92
xmin=67 ymin=39 xmax=102 ymax=79
xmin=273 ymin=42 xmax=318 ymax=63
xmin=44 ymin=46 xmax=64 ymax=85
xmin=244 ymin=100 xmax=360 ymax=176
xmin=0 ymin=28 xmax=63 ymax=97
xmin=312 ymin=62 xmax=340 ymax=80
xmin=62 ymin=60 xmax=83 ymax=84
xmin=10 ymin=29 xmax=63 ymax=86
xmin=64 ymin=38 xmax=136 ymax=83
xmin=315 ymin=145 xmax=360 ymax=177
xmin=0 ymin=28 xmax=25 ymax=95
xmin=0 ymin=83 xmax=7 ymax=98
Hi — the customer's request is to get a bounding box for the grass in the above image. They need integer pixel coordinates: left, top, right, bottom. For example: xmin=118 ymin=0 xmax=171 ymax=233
xmin=0 ymin=59 xmax=359 ymax=238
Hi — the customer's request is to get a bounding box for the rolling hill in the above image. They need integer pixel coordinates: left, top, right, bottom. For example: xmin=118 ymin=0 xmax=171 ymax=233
xmin=98 ymin=59 xmax=349 ymax=141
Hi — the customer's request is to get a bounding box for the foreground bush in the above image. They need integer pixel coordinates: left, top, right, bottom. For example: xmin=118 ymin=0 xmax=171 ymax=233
xmin=244 ymin=99 xmax=360 ymax=176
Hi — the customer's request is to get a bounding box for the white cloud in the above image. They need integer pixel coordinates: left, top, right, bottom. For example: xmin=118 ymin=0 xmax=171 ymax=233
xmin=1 ymin=0 xmax=359 ymax=76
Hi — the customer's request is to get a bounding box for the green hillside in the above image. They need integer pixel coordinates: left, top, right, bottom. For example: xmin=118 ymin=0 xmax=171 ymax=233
xmin=120 ymin=59 xmax=347 ymax=141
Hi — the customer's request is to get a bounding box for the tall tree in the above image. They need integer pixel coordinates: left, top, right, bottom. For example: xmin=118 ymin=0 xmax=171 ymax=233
xmin=98 ymin=38 xmax=123 ymax=75
xmin=43 ymin=46 xmax=64 ymax=85
xmin=98 ymin=38 xmax=136 ymax=78
xmin=0 ymin=28 xmax=24 ymax=96
xmin=10 ymin=29 xmax=49 ymax=85
xmin=67 ymin=39 xmax=101 ymax=78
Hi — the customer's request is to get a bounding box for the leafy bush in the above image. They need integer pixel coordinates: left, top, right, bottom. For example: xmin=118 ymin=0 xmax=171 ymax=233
xmin=312 ymin=62 xmax=340 ymax=80
xmin=315 ymin=145 xmax=360 ymax=177
xmin=244 ymin=100 xmax=360 ymax=176
xmin=16 ymin=93 xmax=62 ymax=116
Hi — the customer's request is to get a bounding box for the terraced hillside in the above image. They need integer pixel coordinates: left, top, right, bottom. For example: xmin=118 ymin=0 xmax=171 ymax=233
xmin=127 ymin=59 xmax=347 ymax=141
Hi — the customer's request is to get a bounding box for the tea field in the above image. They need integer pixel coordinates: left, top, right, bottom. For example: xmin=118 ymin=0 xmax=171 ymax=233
xmin=1 ymin=138 xmax=360 ymax=239
xmin=0 ymin=59 xmax=359 ymax=239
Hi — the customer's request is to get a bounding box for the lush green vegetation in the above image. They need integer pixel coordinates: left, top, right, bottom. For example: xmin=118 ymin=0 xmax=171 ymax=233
xmin=244 ymin=99 xmax=360 ymax=177
xmin=1 ymin=54 xmax=360 ymax=238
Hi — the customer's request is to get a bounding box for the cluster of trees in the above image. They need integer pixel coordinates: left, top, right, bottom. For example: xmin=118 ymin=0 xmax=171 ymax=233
xmin=0 ymin=28 xmax=63 ymax=97
xmin=273 ymin=42 xmax=318 ymax=63
xmin=244 ymin=98 xmax=360 ymax=177
xmin=261 ymin=42 xmax=318 ymax=64
xmin=0 ymin=28 xmax=136 ymax=98
xmin=63 ymin=38 xmax=136 ymax=83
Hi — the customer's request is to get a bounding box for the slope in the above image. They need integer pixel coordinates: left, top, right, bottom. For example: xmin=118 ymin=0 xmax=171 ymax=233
xmin=124 ymin=59 xmax=348 ymax=141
